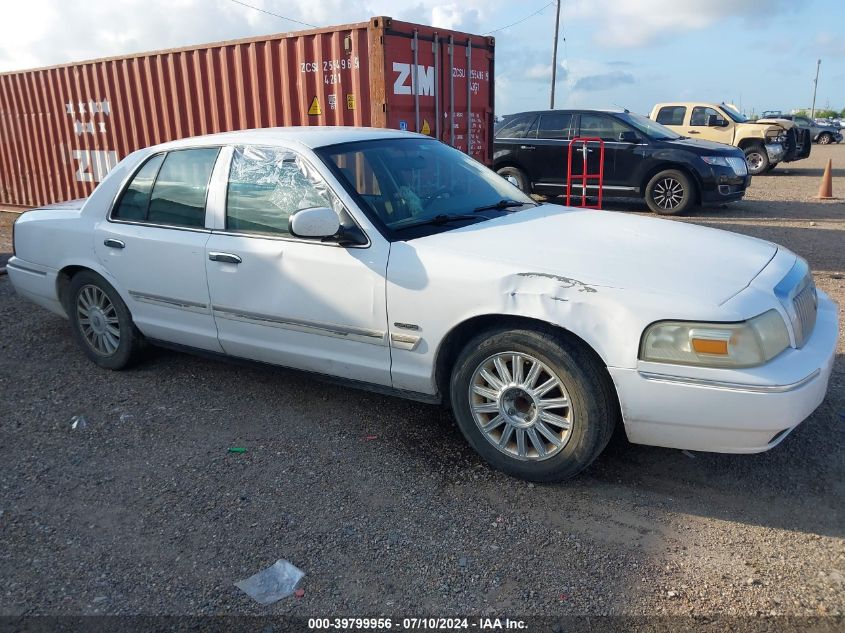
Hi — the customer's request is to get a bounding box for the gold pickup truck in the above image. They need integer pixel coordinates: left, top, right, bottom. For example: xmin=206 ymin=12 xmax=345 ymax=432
xmin=650 ymin=102 xmax=811 ymax=175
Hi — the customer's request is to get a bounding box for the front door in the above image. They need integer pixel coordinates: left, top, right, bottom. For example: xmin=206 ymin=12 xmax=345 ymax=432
xmin=686 ymin=106 xmax=734 ymax=145
xmin=94 ymin=147 xmax=223 ymax=352
xmin=204 ymin=146 xmax=392 ymax=386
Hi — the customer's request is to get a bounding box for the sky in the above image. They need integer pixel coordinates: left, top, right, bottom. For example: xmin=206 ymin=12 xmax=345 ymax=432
xmin=0 ymin=0 xmax=843 ymax=118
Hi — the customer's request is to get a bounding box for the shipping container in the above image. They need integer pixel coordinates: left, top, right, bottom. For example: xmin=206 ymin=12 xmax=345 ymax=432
xmin=0 ymin=16 xmax=495 ymax=210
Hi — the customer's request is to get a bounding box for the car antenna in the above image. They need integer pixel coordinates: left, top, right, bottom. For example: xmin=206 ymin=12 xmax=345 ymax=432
xmin=613 ymin=103 xmax=630 ymax=113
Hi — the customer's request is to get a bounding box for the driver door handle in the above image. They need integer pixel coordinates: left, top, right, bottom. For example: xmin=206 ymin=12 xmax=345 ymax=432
xmin=208 ymin=252 xmax=242 ymax=264
xmin=519 ymin=145 xmax=536 ymax=150
xmin=687 ymin=130 xmax=700 ymax=134
xmin=103 ymin=238 xmax=125 ymax=249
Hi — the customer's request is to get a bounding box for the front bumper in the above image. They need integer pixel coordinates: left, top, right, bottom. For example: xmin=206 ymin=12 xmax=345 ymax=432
xmin=765 ymin=142 xmax=786 ymax=163
xmin=609 ymin=291 xmax=838 ymax=453
xmin=700 ymin=163 xmax=750 ymax=205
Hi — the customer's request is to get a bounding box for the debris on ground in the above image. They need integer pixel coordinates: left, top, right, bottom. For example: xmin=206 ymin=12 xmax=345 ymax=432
xmin=682 ymin=450 xmax=696 ymax=459
xmin=363 ymin=435 xmax=378 ymax=441
xmin=69 ymin=415 xmax=88 ymax=430
xmin=227 ymin=447 xmax=247 ymax=454
xmin=294 ymin=588 xmax=305 ymax=598
xmin=235 ymin=559 xmax=305 ymax=605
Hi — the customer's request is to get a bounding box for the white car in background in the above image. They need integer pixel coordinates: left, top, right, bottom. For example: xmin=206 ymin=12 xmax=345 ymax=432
xmin=7 ymin=128 xmax=838 ymax=481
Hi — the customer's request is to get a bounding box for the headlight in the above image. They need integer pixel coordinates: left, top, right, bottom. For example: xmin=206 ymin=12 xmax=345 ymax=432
xmin=701 ymin=156 xmax=729 ymax=167
xmin=640 ymin=309 xmax=790 ymax=368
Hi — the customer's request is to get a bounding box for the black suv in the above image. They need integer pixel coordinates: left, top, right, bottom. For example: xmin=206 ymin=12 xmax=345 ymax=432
xmin=493 ymin=109 xmax=750 ymax=215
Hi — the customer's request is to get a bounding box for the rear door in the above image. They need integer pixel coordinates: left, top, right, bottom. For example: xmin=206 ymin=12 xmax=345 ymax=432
xmin=203 ymin=145 xmax=392 ymax=386
xmin=94 ymin=147 xmax=223 ymax=352
xmin=527 ymin=112 xmax=576 ymax=193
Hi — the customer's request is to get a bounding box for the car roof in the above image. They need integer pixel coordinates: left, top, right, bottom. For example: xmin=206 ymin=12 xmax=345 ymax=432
xmin=501 ymin=108 xmax=628 ymax=117
xmin=155 ymin=126 xmax=425 ymax=152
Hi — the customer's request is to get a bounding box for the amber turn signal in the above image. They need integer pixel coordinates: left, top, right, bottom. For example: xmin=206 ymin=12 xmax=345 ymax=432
xmin=691 ymin=338 xmax=729 ymax=355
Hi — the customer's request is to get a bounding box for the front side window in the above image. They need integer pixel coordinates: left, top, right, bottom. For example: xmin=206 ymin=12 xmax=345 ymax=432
xmin=655 ymin=106 xmax=686 ymax=126
xmin=578 ymin=114 xmax=631 ymax=142
xmin=536 ymin=113 xmax=575 ymax=140
xmin=690 ymin=106 xmax=726 ymax=127
xmin=226 ymin=146 xmax=336 ymax=236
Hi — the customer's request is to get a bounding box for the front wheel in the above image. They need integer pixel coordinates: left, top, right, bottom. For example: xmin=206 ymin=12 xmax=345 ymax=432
xmin=67 ymin=271 xmax=142 ymax=369
xmin=644 ymin=169 xmax=695 ymax=215
xmin=817 ymin=133 xmax=833 ymax=145
xmin=744 ymin=145 xmax=770 ymax=175
xmin=450 ymin=328 xmax=617 ymax=482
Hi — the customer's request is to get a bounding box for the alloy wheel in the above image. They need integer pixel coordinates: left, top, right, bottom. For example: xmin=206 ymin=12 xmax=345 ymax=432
xmin=468 ymin=351 xmax=574 ymax=461
xmin=76 ymin=284 xmax=120 ymax=356
xmin=652 ymin=177 xmax=685 ymax=210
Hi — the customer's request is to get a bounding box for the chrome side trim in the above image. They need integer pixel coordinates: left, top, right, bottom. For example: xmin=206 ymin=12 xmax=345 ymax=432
xmin=537 ymin=183 xmax=638 ymax=191
xmin=6 ymin=261 xmax=48 ymax=276
xmin=212 ymin=305 xmax=387 ymax=346
xmin=390 ymin=332 xmax=421 ymax=351
xmin=638 ymin=369 xmax=821 ymax=394
xmin=129 ymin=291 xmax=210 ymax=314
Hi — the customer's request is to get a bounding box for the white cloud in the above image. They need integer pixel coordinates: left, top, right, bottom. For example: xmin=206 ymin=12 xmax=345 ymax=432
xmin=0 ymin=0 xmax=498 ymax=72
xmin=566 ymin=0 xmax=791 ymax=48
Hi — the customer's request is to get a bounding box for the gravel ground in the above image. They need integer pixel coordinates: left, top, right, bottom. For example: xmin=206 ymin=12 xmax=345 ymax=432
xmin=0 ymin=145 xmax=843 ymax=625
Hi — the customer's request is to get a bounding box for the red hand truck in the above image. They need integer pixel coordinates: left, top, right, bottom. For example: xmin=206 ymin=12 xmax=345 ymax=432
xmin=565 ymin=137 xmax=605 ymax=209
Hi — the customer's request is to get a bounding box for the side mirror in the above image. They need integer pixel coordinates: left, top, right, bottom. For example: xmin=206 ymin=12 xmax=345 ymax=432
xmin=706 ymin=114 xmax=727 ymax=127
xmin=289 ymin=207 xmax=340 ymax=239
xmin=618 ymin=130 xmax=639 ymax=143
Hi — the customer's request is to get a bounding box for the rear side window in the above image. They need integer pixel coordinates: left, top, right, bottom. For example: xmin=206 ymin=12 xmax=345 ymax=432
xmin=496 ymin=115 xmax=537 ymax=139
xmin=536 ymin=113 xmax=575 ymax=140
xmin=112 ymin=153 xmax=165 ymax=221
xmin=655 ymin=106 xmax=686 ymax=126
xmin=148 ymin=149 xmax=220 ymax=227
xmin=226 ymin=146 xmax=334 ymax=236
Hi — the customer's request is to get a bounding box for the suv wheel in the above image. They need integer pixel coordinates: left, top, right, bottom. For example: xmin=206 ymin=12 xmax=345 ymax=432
xmin=817 ymin=132 xmax=833 ymax=145
xmin=67 ymin=271 xmax=142 ymax=369
xmin=644 ymin=169 xmax=695 ymax=215
xmin=450 ymin=327 xmax=617 ymax=482
xmin=497 ymin=166 xmax=530 ymax=194
xmin=744 ymin=145 xmax=770 ymax=175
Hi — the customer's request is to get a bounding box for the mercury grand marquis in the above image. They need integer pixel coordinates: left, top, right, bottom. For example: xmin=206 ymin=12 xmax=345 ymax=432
xmin=7 ymin=128 xmax=838 ymax=481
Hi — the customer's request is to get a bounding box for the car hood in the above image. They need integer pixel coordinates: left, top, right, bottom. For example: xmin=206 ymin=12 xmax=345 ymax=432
xmin=410 ymin=205 xmax=777 ymax=306
xmin=663 ymin=137 xmax=741 ymax=154
xmin=754 ymin=118 xmax=794 ymax=129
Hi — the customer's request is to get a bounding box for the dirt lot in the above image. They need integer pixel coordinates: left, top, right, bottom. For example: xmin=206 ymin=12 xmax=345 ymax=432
xmin=0 ymin=145 xmax=843 ymax=625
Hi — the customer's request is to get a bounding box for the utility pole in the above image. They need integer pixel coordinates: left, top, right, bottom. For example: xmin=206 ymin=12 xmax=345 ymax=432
xmin=549 ymin=0 xmax=561 ymax=109
xmin=810 ymin=58 xmax=821 ymax=119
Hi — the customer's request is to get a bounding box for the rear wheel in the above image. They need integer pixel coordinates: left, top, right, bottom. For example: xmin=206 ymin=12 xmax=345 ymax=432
xmin=744 ymin=144 xmax=770 ymax=175
xmin=497 ymin=166 xmax=530 ymax=194
xmin=817 ymin=132 xmax=833 ymax=145
xmin=450 ymin=327 xmax=617 ymax=482
xmin=644 ymin=169 xmax=695 ymax=215
xmin=67 ymin=271 xmax=141 ymax=369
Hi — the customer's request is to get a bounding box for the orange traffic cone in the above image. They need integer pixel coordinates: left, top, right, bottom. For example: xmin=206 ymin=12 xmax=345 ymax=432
xmin=817 ymin=158 xmax=835 ymax=200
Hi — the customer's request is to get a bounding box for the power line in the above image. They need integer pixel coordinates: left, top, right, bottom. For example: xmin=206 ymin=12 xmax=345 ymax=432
xmin=225 ymin=0 xmax=317 ymax=28
xmin=485 ymin=2 xmax=556 ymax=35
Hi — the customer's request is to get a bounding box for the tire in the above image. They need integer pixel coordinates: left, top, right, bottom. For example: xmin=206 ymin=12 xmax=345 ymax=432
xmin=644 ymin=169 xmax=695 ymax=215
xmin=66 ymin=270 xmax=141 ymax=369
xmin=497 ymin=166 xmax=530 ymax=194
xmin=449 ymin=327 xmax=617 ymax=482
xmin=817 ymin=133 xmax=832 ymax=145
xmin=743 ymin=144 xmax=770 ymax=176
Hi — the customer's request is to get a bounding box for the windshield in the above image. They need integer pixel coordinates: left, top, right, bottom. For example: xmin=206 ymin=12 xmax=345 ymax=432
xmin=618 ymin=112 xmax=680 ymax=140
xmin=317 ymin=138 xmax=536 ymax=233
xmin=721 ymin=103 xmax=749 ymax=123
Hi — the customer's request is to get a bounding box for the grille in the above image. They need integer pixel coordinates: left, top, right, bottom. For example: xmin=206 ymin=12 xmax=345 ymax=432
xmin=726 ymin=156 xmax=748 ymax=175
xmin=792 ymin=281 xmax=818 ymax=347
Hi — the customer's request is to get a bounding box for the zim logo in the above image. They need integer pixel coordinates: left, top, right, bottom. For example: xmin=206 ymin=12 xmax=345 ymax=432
xmin=392 ymin=63 xmax=435 ymax=96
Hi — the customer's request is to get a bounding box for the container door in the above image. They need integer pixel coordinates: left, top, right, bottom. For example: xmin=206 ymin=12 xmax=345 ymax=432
xmin=381 ymin=27 xmax=494 ymax=164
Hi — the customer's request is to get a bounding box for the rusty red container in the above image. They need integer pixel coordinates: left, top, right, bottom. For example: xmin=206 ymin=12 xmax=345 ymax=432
xmin=0 ymin=16 xmax=495 ymax=209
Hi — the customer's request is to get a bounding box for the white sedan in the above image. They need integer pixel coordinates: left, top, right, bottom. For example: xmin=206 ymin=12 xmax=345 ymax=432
xmin=7 ymin=128 xmax=838 ymax=481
